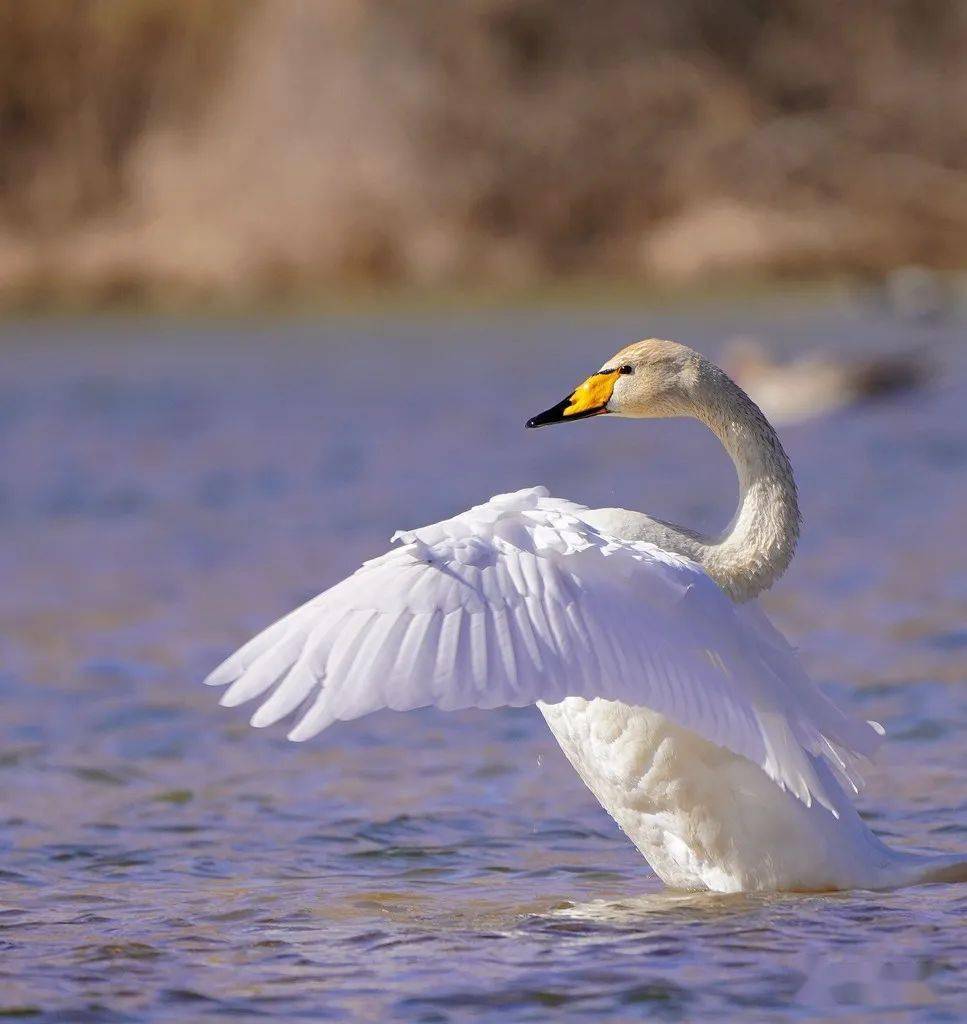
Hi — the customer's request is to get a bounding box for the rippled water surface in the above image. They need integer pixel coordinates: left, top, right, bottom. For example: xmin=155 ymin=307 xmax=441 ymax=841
xmin=1 ymin=304 xmax=965 ymax=1021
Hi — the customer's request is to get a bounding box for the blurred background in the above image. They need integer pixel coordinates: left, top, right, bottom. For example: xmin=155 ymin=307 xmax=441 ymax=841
xmin=2 ymin=4 xmax=966 ymax=1022
xmin=2 ymin=0 xmax=967 ymax=307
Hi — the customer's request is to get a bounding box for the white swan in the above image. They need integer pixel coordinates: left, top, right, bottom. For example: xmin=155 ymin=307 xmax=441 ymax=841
xmin=205 ymin=338 xmax=965 ymax=893
xmin=722 ymin=336 xmax=927 ymax=426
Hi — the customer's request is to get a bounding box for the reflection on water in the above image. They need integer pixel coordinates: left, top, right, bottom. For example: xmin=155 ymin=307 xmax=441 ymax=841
xmin=0 ymin=307 xmax=965 ymax=1021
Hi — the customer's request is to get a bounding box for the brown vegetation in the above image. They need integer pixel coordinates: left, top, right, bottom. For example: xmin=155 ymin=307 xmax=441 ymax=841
xmin=1 ymin=1 xmax=966 ymax=307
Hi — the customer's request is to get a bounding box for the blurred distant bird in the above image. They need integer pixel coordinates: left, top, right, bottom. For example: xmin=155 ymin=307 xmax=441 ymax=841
xmin=205 ymin=339 xmax=965 ymax=893
xmin=722 ymin=337 xmax=928 ymax=426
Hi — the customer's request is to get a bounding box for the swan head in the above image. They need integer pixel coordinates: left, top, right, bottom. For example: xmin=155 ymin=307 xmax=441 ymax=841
xmin=526 ymin=338 xmax=700 ymax=427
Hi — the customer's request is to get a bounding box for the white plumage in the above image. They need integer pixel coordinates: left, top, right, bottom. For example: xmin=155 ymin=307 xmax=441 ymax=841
xmin=204 ymin=338 xmax=965 ymax=892
xmin=207 ymin=486 xmax=876 ymax=817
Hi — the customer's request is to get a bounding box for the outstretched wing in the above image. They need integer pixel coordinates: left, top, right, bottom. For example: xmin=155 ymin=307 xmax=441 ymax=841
xmin=205 ymin=486 xmax=881 ymax=813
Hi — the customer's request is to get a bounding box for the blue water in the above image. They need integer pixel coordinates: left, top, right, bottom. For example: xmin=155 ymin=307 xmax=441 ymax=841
xmin=1 ymin=304 xmax=965 ymax=1021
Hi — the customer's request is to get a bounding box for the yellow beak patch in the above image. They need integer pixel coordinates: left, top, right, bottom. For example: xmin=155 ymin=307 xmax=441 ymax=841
xmin=564 ymin=368 xmax=621 ymax=416
xmin=526 ymin=367 xmax=622 ymax=428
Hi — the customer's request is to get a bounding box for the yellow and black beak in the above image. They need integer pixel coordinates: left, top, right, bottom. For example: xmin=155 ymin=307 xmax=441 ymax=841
xmin=526 ymin=368 xmax=621 ymax=428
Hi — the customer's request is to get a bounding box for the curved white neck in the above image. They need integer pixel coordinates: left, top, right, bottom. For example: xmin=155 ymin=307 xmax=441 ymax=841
xmin=689 ymin=363 xmax=801 ymax=602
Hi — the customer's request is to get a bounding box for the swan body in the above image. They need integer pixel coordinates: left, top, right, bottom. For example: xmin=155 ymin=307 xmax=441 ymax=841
xmin=205 ymin=339 xmax=964 ymax=892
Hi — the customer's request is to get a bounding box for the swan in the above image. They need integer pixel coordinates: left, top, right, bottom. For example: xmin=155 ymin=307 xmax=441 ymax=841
xmin=722 ymin=336 xmax=927 ymax=426
xmin=204 ymin=338 xmax=965 ymax=893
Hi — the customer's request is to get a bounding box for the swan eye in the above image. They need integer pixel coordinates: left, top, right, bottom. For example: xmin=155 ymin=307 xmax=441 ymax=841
xmin=618 ymin=364 xmax=634 ymax=375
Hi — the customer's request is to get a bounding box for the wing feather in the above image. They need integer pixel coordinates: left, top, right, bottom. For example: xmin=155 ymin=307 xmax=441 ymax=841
xmin=218 ymin=629 xmax=307 ymax=708
xmin=249 ymin=612 xmax=348 ymax=727
xmin=205 ymin=486 xmax=882 ymax=811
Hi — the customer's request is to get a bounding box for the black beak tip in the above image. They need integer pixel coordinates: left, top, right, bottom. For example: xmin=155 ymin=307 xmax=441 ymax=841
xmin=525 ymin=397 xmax=571 ymax=429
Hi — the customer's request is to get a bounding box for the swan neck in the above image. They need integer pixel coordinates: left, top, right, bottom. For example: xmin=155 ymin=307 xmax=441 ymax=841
xmin=690 ymin=365 xmax=800 ymax=602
